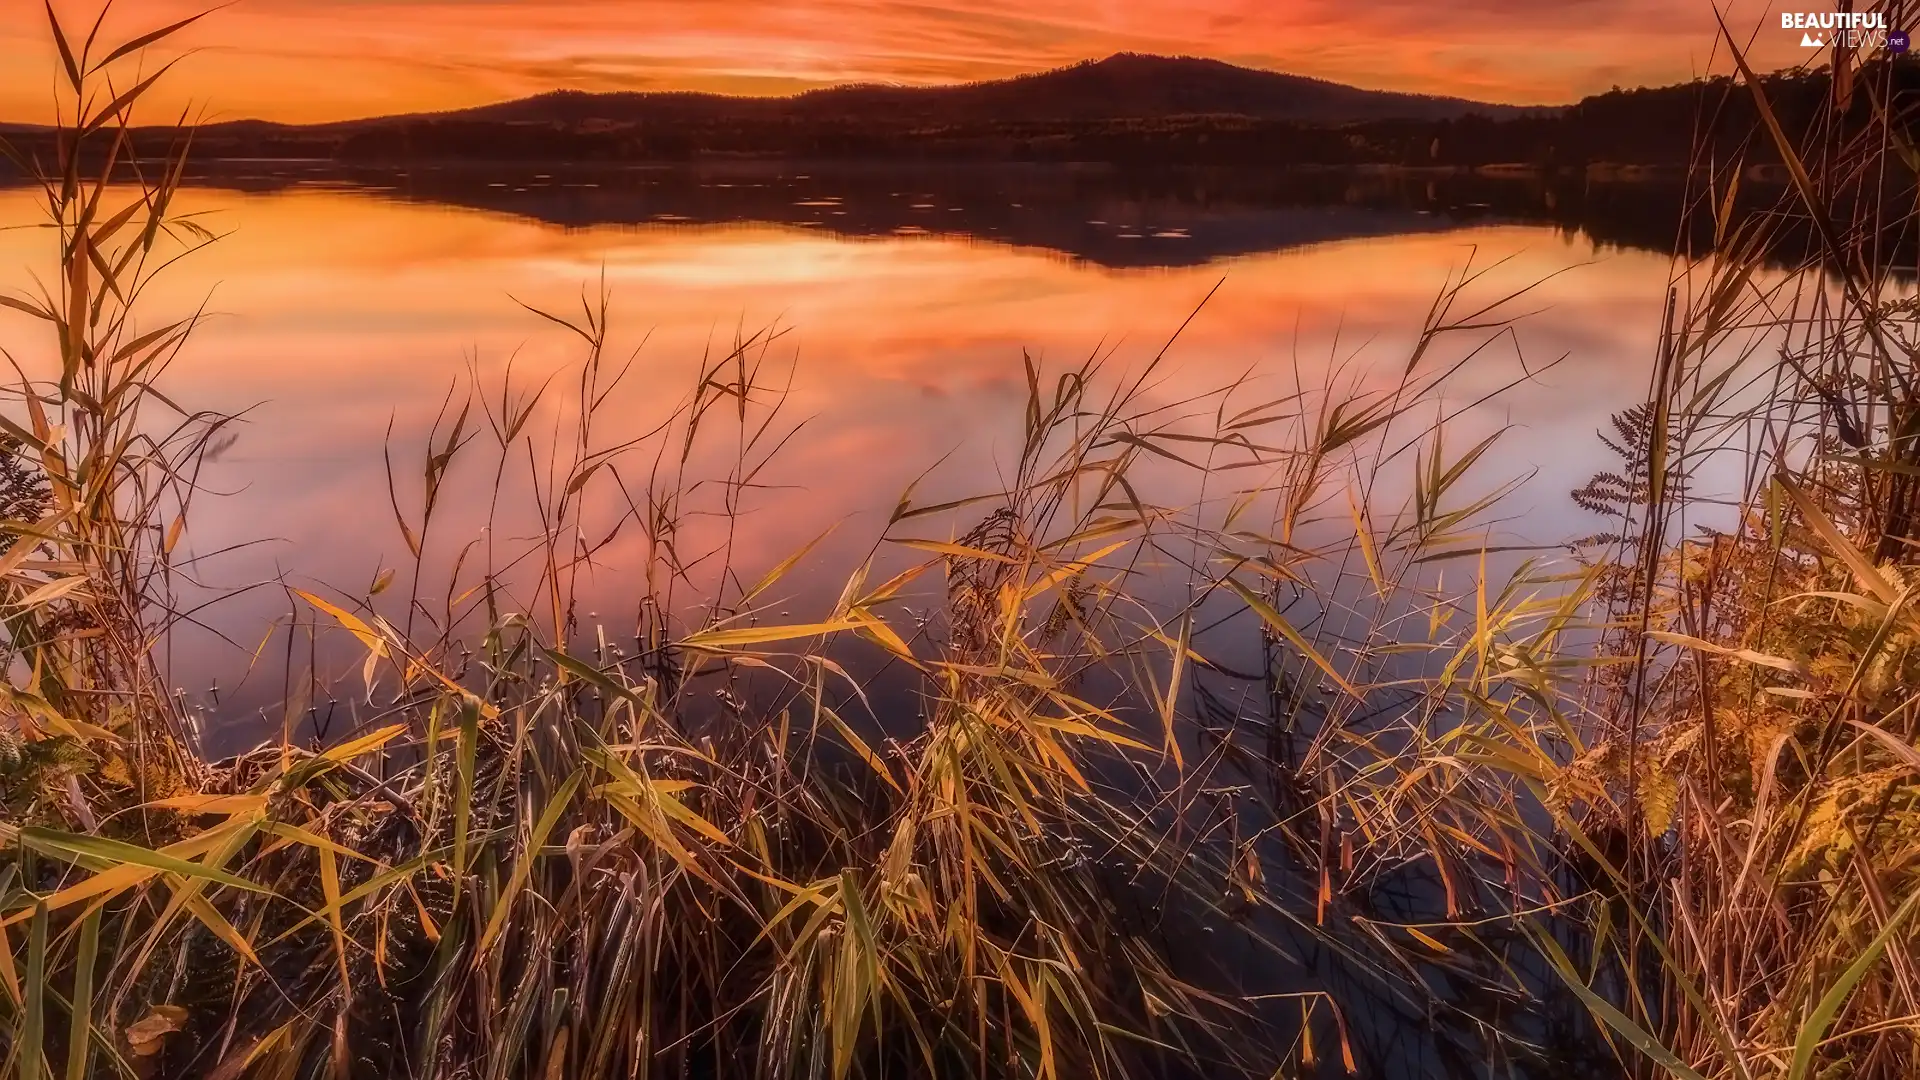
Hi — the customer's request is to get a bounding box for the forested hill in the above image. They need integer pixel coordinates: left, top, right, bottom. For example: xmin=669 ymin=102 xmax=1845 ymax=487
xmin=420 ymin=54 xmax=1541 ymax=127
xmin=0 ymin=57 xmax=1912 ymax=169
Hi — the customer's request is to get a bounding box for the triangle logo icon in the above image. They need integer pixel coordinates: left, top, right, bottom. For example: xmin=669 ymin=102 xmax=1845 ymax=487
xmin=1801 ymin=31 xmax=1823 ymax=47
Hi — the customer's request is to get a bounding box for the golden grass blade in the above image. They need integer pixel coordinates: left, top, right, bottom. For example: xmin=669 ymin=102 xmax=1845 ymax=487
xmin=477 ymin=772 xmax=582 ymax=954
xmin=1020 ymin=539 xmax=1130 ymax=602
xmin=1642 ymin=631 xmax=1807 ymax=676
xmin=179 ymin=888 xmax=260 ymax=965
xmin=1158 ymin=614 xmax=1190 ymax=769
xmin=1347 ymin=488 xmax=1385 ymax=596
xmin=1224 ymin=576 xmax=1359 ymax=699
xmin=0 ymin=919 xmax=19 ymax=1007
xmin=816 ymin=700 xmax=902 ymax=793
xmin=139 ymin=794 xmax=270 ymax=815
xmin=853 ymin=559 xmax=930 ymax=608
xmin=543 ymin=648 xmax=643 ymax=702
xmin=291 ymin=589 xmax=383 ymax=649
xmin=257 ymin=821 xmax=381 ymax=866
xmin=1777 ymin=475 xmax=1896 ymax=603
xmin=890 ymin=538 xmax=1017 ymax=563
xmin=833 ymin=870 xmax=881 ymax=1080
xmin=18 ymin=827 xmax=268 ymax=895
xmin=743 ymin=525 xmax=837 ymax=605
xmin=652 ymin=785 xmax=731 ymax=847
xmin=12 ymin=575 xmax=89 ymax=610
xmin=204 ymin=1023 xmax=296 ymax=1080
xmin=313 ymin=723 xmax=407 ymax=765
xmin=680 ymin=619 xmax=863 ymax=650
xmin=850 ymin=610 xmax=916 ymax=661
xmin=317 ymin=846 xmax=351 ymax=989
xmin=1847 ymin=720 xmax=1920 ymax=773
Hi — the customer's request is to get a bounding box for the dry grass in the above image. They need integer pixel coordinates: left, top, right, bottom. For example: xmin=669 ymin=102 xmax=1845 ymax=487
xmin=1459 ymin=9 xmax=1920 ymax=1079
xmin=7 ymin=4 xmax=1920 ymax=1080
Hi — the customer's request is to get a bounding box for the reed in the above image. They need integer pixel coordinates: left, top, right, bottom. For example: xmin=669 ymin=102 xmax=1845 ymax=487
xmin=6 ymin=3 xmax=1920 ymax=1080
xmin=1403 ymin=8 xmax=1920 ymax=1079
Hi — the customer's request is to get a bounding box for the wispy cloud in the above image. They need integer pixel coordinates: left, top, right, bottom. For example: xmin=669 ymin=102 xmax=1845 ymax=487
xmin=0 ymin=0 xmax=1815 ymax=123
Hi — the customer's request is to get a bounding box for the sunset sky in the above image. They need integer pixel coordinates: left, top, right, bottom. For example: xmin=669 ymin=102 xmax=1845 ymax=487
xmin=0 ymin=0 xmax=1826 ymax=124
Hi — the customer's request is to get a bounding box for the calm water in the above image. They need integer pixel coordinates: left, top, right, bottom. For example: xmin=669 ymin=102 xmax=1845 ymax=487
xmin=0 ymin=164 xmax=1679 ymax=745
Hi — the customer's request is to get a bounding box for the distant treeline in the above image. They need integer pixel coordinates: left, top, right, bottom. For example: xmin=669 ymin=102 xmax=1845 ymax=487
xmin=2 ymin=64 xmax=1917 ymax=170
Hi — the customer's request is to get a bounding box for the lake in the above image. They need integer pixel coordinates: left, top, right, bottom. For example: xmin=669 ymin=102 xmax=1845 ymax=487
xmin=0 ymin=163 xmax=1680 ymax=748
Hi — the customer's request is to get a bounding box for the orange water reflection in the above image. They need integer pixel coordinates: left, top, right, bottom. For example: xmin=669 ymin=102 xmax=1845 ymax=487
xmin=0 ymin=185 xmax=1668 ymax=731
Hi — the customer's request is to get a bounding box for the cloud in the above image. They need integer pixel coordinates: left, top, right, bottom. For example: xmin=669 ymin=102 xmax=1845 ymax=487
xmin=0 ymin=0 xmax=1817 ymax=123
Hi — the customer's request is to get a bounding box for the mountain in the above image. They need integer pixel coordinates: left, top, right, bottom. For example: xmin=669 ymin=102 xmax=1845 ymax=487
xmin=0 ymin=53 xmax=1559 ymax=168
xmin=48 ymin=57 xmax=1900 ymax=173
xmin=411 ymin=54 xmax=1543 ymax=129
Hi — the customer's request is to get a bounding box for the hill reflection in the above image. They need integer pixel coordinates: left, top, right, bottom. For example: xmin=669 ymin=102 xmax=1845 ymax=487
xmin=92 ymin=161 xmax=1745 ymax=270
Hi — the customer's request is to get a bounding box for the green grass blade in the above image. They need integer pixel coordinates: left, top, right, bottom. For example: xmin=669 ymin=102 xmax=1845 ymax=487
xmin=63 ymin=908 xmax=98 ymax=1080
xmin=22 ymin=901 xmax=47 ymax=1080
xmin=1787 ymin=890 xmax=1920 ymax=1080
xmin=1530 ymin=925 xmax=1707 ymax=1080
xmin=20 ymin=829 xmax=269 ymax=895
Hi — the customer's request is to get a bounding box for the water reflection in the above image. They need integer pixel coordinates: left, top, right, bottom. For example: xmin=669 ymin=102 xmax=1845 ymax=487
xmin=0 ymin=173 xmax=1676 ymax=746
xmin=41 ymin=159 xmax=1732 ymax=269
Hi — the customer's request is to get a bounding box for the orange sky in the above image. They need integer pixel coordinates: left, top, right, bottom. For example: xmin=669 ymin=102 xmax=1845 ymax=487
xmin=0 ymin=0 xmax=1824 ymax=124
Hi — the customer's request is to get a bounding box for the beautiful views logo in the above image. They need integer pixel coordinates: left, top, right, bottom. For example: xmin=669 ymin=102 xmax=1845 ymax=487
xmin=1781 ymin=10 xmax=1906 ymax=51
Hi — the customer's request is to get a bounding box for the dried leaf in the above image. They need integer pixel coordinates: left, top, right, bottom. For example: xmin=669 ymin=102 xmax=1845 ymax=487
xmin=125 ymin=1005 xmax=188 ymax=1057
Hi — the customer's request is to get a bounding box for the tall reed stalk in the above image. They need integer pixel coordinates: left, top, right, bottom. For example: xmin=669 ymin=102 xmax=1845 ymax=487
xmin=1475 ymin=7 xmax=1920 ymax=1078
